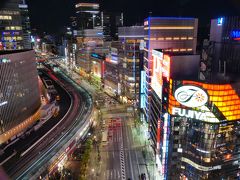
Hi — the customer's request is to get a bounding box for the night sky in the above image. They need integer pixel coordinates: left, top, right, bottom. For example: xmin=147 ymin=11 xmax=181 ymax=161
xmin=27 ymin=0 xmax=240 ymax=35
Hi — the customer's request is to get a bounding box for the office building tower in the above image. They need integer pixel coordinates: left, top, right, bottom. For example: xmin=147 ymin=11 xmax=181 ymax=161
xmin=75 ymin=1 xmax=100 ymax=29
xmin=141 ymin=17 xmax=198 ymax=122
xmin=0 ymin=50 xmax=41 ymax=144
xmin=19 ymin=0 xmax=31 ymax=49
xmin=101 ymin=12 xmax=124 ymax=41
xmin=203 ymin=17 xmax=240 ymax=77
xmin=118 ymin=26 xmax=144 ymax=104
xmin=75 ymin=2 xmax=123 ymax=40
xmin=0 ymin=0 xmax=24 ymax=50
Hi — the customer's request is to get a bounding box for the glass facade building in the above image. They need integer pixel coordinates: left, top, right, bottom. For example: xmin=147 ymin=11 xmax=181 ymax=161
xmin=0 ymin=50 xmax=41 ymax=144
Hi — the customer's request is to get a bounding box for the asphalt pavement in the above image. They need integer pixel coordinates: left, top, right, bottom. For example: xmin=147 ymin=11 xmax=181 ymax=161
xmin=1 ymin=69 xmax=71 ymax=173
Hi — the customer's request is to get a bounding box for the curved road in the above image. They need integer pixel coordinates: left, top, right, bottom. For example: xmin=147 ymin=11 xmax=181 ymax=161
xmin=5 ymin=68 xmax=93 ymax=179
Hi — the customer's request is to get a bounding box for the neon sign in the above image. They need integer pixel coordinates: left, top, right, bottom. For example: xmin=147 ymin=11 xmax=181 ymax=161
xmin=172 ymin=107 xmax=207 ymax=120
xmin=231 ymin=30 xmax=240 ymax=40
xmin=172 ymin=107 xmax=219 ymax=123
xmin=91 ymin=53 xmax=104 ymax=60
xmin=217 ymin=17 xmax=223 ymax=26
xmin=162 ymin=55 xmax=170 ymax=81
xmin=182 ymin=157 xmax=221 ymax=171
xmin=174 ymin=85 xmax=208 ymax=108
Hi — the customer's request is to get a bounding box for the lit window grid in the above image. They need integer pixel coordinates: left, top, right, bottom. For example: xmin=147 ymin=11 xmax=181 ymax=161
xmin=0 ymin=15 xmax=12 ymax=20
xmin=144 ymin=36 xmax=194 ymax=41
xmin=144 ymin=26 xmax=194 ymax=30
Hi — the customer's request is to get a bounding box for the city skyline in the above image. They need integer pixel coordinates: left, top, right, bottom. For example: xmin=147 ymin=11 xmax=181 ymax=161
xmin=1 ymin=0 xmax=240 ymax=179
xmin=26 ymin=0 xmax=240 ymax=34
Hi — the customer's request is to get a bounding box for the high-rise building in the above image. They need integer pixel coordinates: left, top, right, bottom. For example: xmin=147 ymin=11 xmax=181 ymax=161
xmin=201 ymin=17 xmax=240 ymax=79
xmin=147 ymin=49 xmax=240 ymax=179
xmin=0 ymin=50 xmax=41 ymax=144
xmin=0 ymin=0 xmax=24 ymax=50
xmin=19 ymin=0 xmax=31 ymax=49
xmin=75 ymin=1 xmax=100 ymax=29
xmin=118 ymin=26 xmax=144 ymax=104
xmin=148 ymin=49 xmax=200 ymax=179
xmin=101 ymin=12 xmax=124 ymax=41
xmin=75 ymin=1 xmax=123 ymax=40
xmin=141 ymin=17 xmax=198 ymax=122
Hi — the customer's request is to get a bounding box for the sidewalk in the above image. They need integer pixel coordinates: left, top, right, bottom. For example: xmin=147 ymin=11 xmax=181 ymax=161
xmin=131 ymin=119 xmax=162 ymax=180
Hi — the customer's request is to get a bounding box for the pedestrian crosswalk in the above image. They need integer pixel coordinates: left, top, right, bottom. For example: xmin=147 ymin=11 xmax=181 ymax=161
xmin=103 ymin=169 xmax=121 ymax=179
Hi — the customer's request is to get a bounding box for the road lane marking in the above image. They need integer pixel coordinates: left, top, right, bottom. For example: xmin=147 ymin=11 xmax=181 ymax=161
xmin=126 ymin=124 xmax=135 ymax=179
xmin=107 ymin=169 xmax=109 ymax=179
xmin=114 ymin=169 xmax=116 ymax=179
xmin=135 ymin=150 xmax=141 ymax=176
xmin=118 ymin=170 xmax=121 ymax=179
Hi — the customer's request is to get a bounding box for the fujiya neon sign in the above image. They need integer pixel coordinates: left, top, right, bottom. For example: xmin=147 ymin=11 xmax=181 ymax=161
xmin=172 ymin=107 xmax=207 ymax=121
xmin=172 ymin=107 xmax=219 ymax=123
xmin=174 ymin=85 xmax=208 ymax=108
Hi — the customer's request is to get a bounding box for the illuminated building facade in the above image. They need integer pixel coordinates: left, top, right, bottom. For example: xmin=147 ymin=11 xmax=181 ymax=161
xmin=0 ymin=50 xmax=41 ymax=144
xmin=104 ymin=41 xmax=121 ymax=97
xmin=148 ymin=49 xmax=240 ymax=179
xmin=149 ymin=49 xmax=200 ymax=179
xmin=75 ymin=28 xmax=104 ymax=75
xmin=0 ymin=0 xmax=24 ymax=50
xmin=75 ymin=2 xmax=123 ymax=40
xmin=101 ymin=12 xmax=124 ymax=41
xmin=141 ymin=17 xmax=198 ymax=122
xmin=118 ymin=26 xmax=144 ymax=103
xmin=19 ymin=0 xmax=31 ymax=49
xmin=75 ymin=1 xmax=100 ymax=29
xmin=166 ymin=80 xmax=240 ymax=180
xmin=205 ymin=17 xmax=240 ymax=76
xmin=89 ymin=52 xmax=105 ymax=89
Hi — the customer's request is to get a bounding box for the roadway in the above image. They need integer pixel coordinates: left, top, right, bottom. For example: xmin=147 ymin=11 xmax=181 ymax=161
xmin=96 ymin=116 xmax=149 ymax=180
xmin=1 ymin=69 xmax=71 ymax=169
xmin=52 ymin=59 xmax=150 ymax=180
xmin=50 ymin=59 xmax=150 ymax=180
xmin=3 ymin=67 xmax=93 ymax=179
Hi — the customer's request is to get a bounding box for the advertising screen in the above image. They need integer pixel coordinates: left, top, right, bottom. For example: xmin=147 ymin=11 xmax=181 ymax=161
xmin=151 ymin=50 xmax=171 ymax=99
xmin=168 ymin=80 xmax=240 ymax=122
